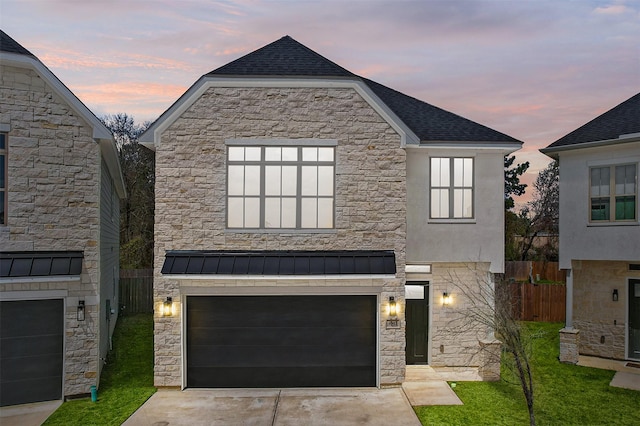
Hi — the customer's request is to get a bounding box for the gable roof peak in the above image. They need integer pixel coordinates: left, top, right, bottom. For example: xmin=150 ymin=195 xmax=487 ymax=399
xmin=207 ymin=35 xmax=355 ymax=78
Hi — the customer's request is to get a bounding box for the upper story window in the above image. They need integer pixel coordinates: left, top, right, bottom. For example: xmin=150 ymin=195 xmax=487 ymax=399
xmin=0 ymin=133 xmax=6 ymax=226
xmin=227 ymin=145 xmax=335 ymax=229
xmin=430 ymin=157 xmax=474 ymax=219
xmin=590 ymin=164 xmax=637 ymax=222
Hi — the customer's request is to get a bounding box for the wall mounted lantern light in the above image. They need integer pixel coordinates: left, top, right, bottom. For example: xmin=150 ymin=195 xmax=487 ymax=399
xmin=162 ymin=297 xmax=175 ymax=317
xmin=612 ymin=289 xmax=619 ymax=302
xmin=77 ymin=300 xmax=86 ymax=321
xmin=442 ymin=292 xmax=452 ymax=306
xmin=388 ymin=296 xmax=397 ymax=317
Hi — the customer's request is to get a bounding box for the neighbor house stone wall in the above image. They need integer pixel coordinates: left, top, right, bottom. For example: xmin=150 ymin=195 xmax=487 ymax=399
xmin=429 ymin=262 xmax=496 ymax=370
xmin=153 ymin=86 xmax=407 ymax=387
xmin=0 ymin=64 xmax=102 ymax=396
xmin=572 ymin=260 xmax=640 ymax=359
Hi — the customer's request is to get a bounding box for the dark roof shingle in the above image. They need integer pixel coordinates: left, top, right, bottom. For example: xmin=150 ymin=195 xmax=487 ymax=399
xmin=208 ymin=36 xmax=354 ymax=78
xmin=207 ymin=36 xmax=520 ymax=144
xmin=545 ymin=93 xmax=640 ymax=149
xmin=0 ymin=30 xmax=35 ymax=57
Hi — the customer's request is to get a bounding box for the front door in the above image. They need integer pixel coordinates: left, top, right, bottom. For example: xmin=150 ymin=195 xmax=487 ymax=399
xmin=406 ymin=284 xmax=429 ymax=364
xmin=629 ymin=279 xmax=640 ymax=360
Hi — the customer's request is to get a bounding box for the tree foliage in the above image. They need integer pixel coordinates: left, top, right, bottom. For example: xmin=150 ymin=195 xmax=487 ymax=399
xmin=102 ymin=113 xmax=154 ymax=269
xmin=504 ymin=155 xmax=530 ymax=210
xmin=506 ymin=160 xmax=559 ymax=261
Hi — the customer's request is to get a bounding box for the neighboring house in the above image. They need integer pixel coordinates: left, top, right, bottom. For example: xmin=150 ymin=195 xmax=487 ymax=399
xmin=541 ymin=93 xmax=640 ymax=363
xmin=0 ymin=31 xmax=126 ymax=405
xmin=140 ymin=36 xmax=521 ymax=388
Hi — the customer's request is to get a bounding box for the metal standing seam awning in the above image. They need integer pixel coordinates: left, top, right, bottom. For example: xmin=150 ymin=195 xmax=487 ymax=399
xmin=0 ymin=251 xmax=84 ymax=278
xmin=161 ymin=250 xmax=396 ymax=276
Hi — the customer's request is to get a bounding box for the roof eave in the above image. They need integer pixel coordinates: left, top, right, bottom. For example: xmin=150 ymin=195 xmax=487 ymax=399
xmin=540 ymin=134 xmax=640 ymax=157
xmin=410 ymin=140 xmax=523 ymax=153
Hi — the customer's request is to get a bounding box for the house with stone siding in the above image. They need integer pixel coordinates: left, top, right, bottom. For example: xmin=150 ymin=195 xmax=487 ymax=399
xmin=541 ymin=93 xmax=640 ymax=364
xmin=0 ymin=30 xmax=126 ymax=406
xmin=140 ymin=36 xmax=521 ymax=388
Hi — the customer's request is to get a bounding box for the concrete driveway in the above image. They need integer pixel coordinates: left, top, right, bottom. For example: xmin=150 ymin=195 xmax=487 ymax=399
xmin=123 ymin=388 xmax=421 ymax=426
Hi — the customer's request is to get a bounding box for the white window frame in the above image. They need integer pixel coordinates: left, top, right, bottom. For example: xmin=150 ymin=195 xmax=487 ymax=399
xmin=590 ymin=163 xmax=637 ymax=222
xmin=226 ymin=140 xmax=336 ymax=230
xmin=430 ymin=157 xmax=474 ymax=219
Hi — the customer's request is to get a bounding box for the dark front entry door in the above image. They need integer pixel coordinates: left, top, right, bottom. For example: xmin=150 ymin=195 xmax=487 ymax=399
xmin=406 ymin=294 xmax=429 ymax=364
xmin=186 ymin=295 xmax=377 ymax=388
xmin=629 ymin=279 xmax=640 ymax=360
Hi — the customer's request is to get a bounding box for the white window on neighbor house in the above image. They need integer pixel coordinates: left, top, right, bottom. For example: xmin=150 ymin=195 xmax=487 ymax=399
xmin=0 ymin=133 xmax=6 ymax=226
xmin=590 ymin=164 xmax=637 ymax=222
xmin=430 ymin=157 xmax=474 ymax=219
xmin=227 ymin=145 xmax=335 ymax=229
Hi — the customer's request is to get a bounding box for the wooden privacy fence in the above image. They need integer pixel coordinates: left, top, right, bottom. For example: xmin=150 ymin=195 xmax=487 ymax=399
xmin=119 ymin=269 xmax=153 ymax=314
xmin=505 ymin=261 xmax=566 ymax=283
xmin=506 ymin=281 xmax=566 ymax=322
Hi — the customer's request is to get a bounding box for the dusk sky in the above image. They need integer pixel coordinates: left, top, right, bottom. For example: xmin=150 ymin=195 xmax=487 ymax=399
xmin=2 ymin=0 xmax=639 ymax=205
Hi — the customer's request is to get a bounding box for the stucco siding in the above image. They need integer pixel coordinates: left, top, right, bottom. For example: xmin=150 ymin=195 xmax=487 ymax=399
xmin=406 ymin=148 xmax=505 ymax=273
xmin=558 ymin=142 xmax=640 ymax=269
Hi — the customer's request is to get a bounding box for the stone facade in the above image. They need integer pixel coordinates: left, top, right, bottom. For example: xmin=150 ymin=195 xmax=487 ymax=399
xmin=153 ymin=86 xmax=407 ymax=387
xmin=571 ymin=260 xmax=640 ymax=360
xmin=0 ymin=63 xmax=118 ymax=397
xmin=429 ymin=262 xmax=496 ymax=369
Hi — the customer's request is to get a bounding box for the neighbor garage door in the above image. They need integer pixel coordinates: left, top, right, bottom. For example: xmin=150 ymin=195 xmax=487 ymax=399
xmin=0 ymin=299 xmax=64 ymax=406
xmin=187 ymin=295 xmax=376 ymax=388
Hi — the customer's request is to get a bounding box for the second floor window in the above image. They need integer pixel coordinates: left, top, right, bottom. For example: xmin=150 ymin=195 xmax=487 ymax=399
xmin=430 ymin=157 xmax=474 ymax=219
xmin=590 ymin=164 xmax=637 ymax=222
xmin=227 ymin=145 xmax=335 ymax=229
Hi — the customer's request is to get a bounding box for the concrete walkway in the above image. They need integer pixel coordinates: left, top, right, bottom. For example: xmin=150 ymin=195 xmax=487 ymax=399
xmin=402 ymin=365 xmax=478 ymax=406
xmin=578 ymin=355 xmax=640 ymax=391
xmin=0 ymin=400 xmax=62 ymax=426
xmin=124 ymin=388 xmax=422 ymax=426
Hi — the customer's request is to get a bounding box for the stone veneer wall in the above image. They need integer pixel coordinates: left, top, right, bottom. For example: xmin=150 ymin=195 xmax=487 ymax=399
xmin=572 ymin=260 xmax=640 ymax=359
xmin=0 ymin=64 xmax=102 ymax=396
xmin=153 ymin=86 xmax=407 ymax=387
xmin=429 ymin=262 xmax=496 ymax=369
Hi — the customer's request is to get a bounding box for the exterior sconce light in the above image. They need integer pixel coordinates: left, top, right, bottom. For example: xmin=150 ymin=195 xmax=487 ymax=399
xmin=442 ymin=292 xmax=451 ymax=306
xmin=388 ymin=296 xmax=397 ymax=317
xmin=162 ymin=297 xmax=175 ymax=317
xmin=77 ymin=300 xmax=86 ymax=321
xmin=612 ymin=289 xmax=618 ymax=302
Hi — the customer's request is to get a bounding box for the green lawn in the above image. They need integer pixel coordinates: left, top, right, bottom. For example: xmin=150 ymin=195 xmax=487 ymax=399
xmin=44 ymin=313 xmax=156 ymax=426
xmin=416 ymin=322 xmax=640 ymax=425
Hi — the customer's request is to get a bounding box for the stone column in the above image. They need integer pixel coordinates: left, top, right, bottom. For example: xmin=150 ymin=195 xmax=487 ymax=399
xmin=478 ymin=338 xmax=501 ymax=381
xmin=559 ymin=328 xmax=580 ymax=364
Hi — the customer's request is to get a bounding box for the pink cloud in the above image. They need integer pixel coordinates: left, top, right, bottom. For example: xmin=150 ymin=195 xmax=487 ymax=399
xmin=593 ymin=4 xmax=632 ymax=15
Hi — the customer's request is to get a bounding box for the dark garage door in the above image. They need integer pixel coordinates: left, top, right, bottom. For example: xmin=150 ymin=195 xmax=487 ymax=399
xmin=0 ymin=299 xmax=64 ymax=406
xmin=187 ymin=295 xmax=377 ymax=388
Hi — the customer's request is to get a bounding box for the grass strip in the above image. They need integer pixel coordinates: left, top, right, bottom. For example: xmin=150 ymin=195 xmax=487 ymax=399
xmin=44 ymin=313 xmax=156 ymax=426
xmin=416 ymin=322 xmax=640 ymax=425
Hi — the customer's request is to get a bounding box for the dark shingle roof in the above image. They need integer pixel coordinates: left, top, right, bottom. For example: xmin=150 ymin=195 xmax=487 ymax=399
xmin=209 ymin=36 xmax=354 ymax=77
xmin=207 ymin=36 xmax=520 ymax=144
xmin=545 ymin=93 xmax=640 ymax=149
xmin=0 ymin=30 xmax=35 ymax=57
xmin=363 ymin=78 xmax=518 ymax=143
